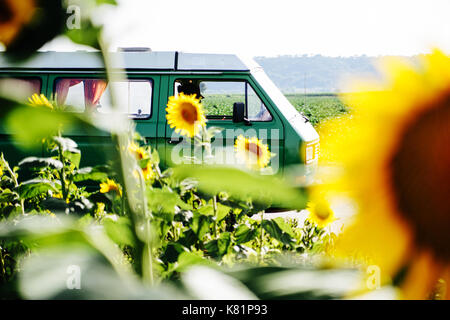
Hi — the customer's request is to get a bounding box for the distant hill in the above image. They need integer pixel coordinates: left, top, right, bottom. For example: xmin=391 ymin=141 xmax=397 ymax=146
xmin=254 ymin=55 xmax=417 ymax=93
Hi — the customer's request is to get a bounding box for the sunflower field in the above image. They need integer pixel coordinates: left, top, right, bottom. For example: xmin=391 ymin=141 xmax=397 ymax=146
xmin=0 ymin=0 xmax=449 ymax=301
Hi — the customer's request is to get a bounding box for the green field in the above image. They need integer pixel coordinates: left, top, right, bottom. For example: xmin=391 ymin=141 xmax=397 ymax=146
xmin=201 ymin=93 xmax=349 ymax=127
xmin=285 ymin=93 xmax=349 ymax=126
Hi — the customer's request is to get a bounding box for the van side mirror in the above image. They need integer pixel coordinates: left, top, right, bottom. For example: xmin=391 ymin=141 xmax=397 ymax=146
xmin=233 ymin=102 xmax=251 ymax=126
xmin=233 ymin=102 xmax=245 ymax=123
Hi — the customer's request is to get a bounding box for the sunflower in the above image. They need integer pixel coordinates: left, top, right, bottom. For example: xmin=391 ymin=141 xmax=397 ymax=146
xmin=306 ymin=196 xmax=335 ymax=228
xmin=322 ymin=49 xmax=450 ymax=299
xmin=234 ymin=135 xmax=271 ymax=170
xmin=142 ymin=162 xmax=155 ymax=181
xmin=100 ymin=179 xmax=122 ymax=197
xmin=166 ymin=93 xmax=206 ymax=138
xmin=28 ymin=93 xmax=54 ymax=110
xmin=0 ymin=0 xmax=36 ymax=46
xmin=128 ymin=141 xmax=148 ymax=160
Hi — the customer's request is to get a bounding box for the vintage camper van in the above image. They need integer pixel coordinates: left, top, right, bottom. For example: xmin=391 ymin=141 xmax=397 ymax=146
xmin=0 ymin=50 xmax=319 ymax=175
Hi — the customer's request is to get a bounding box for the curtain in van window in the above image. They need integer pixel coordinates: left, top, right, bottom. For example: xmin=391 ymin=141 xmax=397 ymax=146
xmin=0 ymin=78 xmax=41 ymax=102
xmin=84 ymin=80 xmax=107 ymax=112
xmin=26 ymin=79 xmax=41 ymax=95
xmin=55 ymin=79 xmax=82 ymax=106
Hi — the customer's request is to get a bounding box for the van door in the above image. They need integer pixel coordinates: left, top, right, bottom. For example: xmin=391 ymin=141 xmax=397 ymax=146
xmin=165 ymin=75 xmax=284 ymax=174
xmin=0 ymin=75 xmax=47 ymax=166
xmin=48 ymin=74 xmax=159 ymax=167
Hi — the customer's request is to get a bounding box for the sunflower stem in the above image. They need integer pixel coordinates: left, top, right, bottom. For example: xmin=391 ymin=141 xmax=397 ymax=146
xmin=213 ymin=195 xmax=218 ymax=237
xmin=1 ymin=153 xmax=25 ymax=215
xmin=260 ymin=210 xmax=265 ymax=261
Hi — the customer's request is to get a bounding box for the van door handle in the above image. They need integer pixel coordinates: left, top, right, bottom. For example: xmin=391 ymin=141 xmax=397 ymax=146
xmin=167 ymin=137 xmax=183 ymax=145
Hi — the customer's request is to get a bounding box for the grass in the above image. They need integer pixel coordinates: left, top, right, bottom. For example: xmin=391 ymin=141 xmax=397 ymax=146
xmin=201 ymin=93 xmax=350 ymax=127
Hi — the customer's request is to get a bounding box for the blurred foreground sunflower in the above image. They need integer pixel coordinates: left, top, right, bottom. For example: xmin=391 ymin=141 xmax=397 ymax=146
xmin=0 ymin=0 xmax=36 ymax=46
xmin=234 ymin=135 xmax=271 ymax=170
xmin=321 ymin=49 xmax=450 ymax=299
xmin=166 ymin=93 xmax=206 ymax=138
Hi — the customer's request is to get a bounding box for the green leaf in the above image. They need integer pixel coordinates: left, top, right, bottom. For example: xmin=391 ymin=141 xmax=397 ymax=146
xmin=103 ymin=217 xmax=136 ymax=247
xmin=172 ymin=165 xmax=307 ymax=210
xmin=151 ymin=149 xmax=160 ymax=165
xmin=225 ymin=266 xmax=364 ymax=300
xmin=234 ymin=224 xmax=258 ymax=244
xmin=18 ymin=157 xmax=63 ymax=170
xmin=17 ymin=245 xmax=178 ymax=299
xmin=63 ymin=151 xmax=81 ymax=168
xmin=17 ymin=179 xmax=59 ymax=199
xmin=197 ymin=205 xmax=214 ymax=216
xmin=216 ymin=203 xmax=231 ymax=222
xmin=262 ymin=217 xmax=295 ymax=246
xmin=138 ymin=158 xmax=150 ymax=169
xmin=5 ymin=107 xmax=76 ymax=151
xmin=0 ymin=189 xmax=19 ymax=203
xmin=190 ymin=213 xmax=211 ymax=240
xmin=147 ymin=188 xmax=191 ymax=222
xmin=160 ymin=242 xmax=189 ymax=264
xmin=52 ymin=136 xmax=79 ymax=154
xmin=180 ymin=266 xmax=258 ymax=300
xmin=73 ymin=166 xmax=109 ymax=182
xmin=205 ymin=232 xmax=231 ymax=259
xmin=175 ymin=252 xmax=209 ymax=272
xmin=96 ymin=0 xmax=117 ymax=4
xmin=198 ymin=203 xmax=230 ymax=222
xmin=177 ymin=229 xmax=197 ymax=248
xmin=66 ymin=21 xmax=102 ymax=49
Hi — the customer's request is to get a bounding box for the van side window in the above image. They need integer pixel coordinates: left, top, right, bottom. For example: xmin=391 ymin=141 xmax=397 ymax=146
xmin=247 ymin=84 xmax=272 ymax=121
xmin=0 ymin=78 xmax=41 ymax=102
xmin=54 ymin=78 xmax=152 ymax=118
xmin=174 ymin=79 xmax=272 ymax=121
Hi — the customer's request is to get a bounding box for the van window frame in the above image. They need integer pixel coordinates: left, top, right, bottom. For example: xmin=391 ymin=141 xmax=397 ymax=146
xmin=173 ymin=77 xmax=274 ymax=122
xmin=52 ymin=75 xmax=155 ymax=120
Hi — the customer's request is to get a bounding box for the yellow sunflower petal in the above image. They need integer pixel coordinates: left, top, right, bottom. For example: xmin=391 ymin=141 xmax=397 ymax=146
xmin=328 ymin=50 xmax=450 ymax=291
xmin=400 ymin=250 xmax=443 ymax=300
xmin=166 ymin=92 xmax=206 ymax=138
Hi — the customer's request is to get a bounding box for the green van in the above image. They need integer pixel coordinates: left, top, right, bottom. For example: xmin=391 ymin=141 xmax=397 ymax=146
xmin=0 ymin=50 xmax=319 ymax=177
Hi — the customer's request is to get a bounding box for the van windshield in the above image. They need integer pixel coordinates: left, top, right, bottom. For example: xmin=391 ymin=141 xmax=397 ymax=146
xmin=251 ymin=68 xmax=300 ymax=121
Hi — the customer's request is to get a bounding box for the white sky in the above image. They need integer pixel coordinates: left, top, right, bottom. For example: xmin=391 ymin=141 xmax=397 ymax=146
xmin=43 ymin=0 xmax=450 ymax=57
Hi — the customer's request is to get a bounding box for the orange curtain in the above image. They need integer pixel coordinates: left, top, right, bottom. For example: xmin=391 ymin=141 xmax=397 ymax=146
xmin=84 ymin=80 xmax=108 ymax=112
xmin=55 ymin=79 xmax=82 ymax=106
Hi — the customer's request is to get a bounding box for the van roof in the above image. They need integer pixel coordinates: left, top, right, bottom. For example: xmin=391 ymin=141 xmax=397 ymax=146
xmin=0 ymin=51 xmax=256 ymax=71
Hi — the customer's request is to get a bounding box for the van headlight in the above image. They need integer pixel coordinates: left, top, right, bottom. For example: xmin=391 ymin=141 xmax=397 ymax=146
xmin=302 ymin=139 xmax=320 ymax=165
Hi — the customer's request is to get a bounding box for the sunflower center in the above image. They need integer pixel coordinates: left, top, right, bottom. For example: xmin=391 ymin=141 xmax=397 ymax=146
xmin=390 ymin=94 xmax=450 ymax=260
xmin=315 ymin=202 xmax=331 ymax=220
xmin=245 ymin=142 xmax=263 ymax=158
xmin=180 ymin=103 xmax=198 ymax=125
xmin=0 ymin=1 xmax=13 ymax=23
